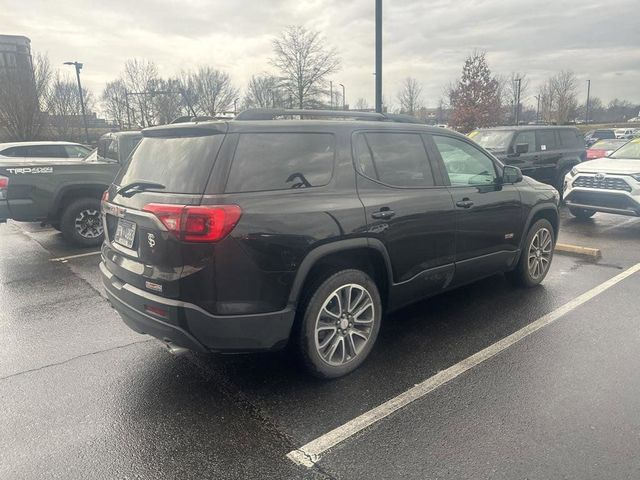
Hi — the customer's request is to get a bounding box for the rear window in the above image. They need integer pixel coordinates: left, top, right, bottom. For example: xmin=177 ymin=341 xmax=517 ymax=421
xmin=595 ymin=130 xmax=616 ymax=139
xmin=117 ymin=135 xmax=223 ymax=193
xmin=225 ymin=133 xmax=334 ymax=193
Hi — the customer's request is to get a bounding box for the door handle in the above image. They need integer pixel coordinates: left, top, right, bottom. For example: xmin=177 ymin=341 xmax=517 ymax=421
xmin=456 ymin=199 xmax=474 ymax=209
xmin=371 ymin=208 xmax=395 ymax=220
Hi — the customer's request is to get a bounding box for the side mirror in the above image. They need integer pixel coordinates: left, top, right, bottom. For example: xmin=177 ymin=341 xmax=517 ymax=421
xmin=515 ymin=143 xmax=529 ymax=154
xmin=503 ymin=165 xmax=523 ymax=184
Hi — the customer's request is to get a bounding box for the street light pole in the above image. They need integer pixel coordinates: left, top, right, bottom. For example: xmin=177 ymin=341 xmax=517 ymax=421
xmin=339 ymin=83 xmax=346 ymax=109
xmin=585 ymin=79 xmax=591 ymax=125
xmin=534 ymin=95 xmax=540 ymax=124
xmin=329 ymin=81 xmax=333 ymax=108
xmin=63 ymin=61 xmax=90 ymax=144
xmin=375 ymin=0 xmax=383 ymax=113
xmin=514 ymin=78 xmax=522 ymax=125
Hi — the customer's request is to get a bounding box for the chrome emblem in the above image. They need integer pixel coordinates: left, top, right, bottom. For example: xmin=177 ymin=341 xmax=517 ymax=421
xmin=147 ymin=233 xmax=156 ymax=248
xmin=594 ymin=173 xmax=605 ymax=181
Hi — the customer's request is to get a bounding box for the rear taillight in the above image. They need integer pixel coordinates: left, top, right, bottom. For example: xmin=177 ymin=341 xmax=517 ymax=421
xmin=143 ymin=204 xmax=242 ymax=243
xmin=101 ymin=190 xmax=109 ymax=202
xmin=0 ymin=175 xmax=8 ymax=200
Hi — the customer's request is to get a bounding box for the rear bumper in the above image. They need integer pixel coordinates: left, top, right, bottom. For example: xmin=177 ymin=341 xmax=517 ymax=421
xmin=100 ymin=261 xmax=296 ymax=353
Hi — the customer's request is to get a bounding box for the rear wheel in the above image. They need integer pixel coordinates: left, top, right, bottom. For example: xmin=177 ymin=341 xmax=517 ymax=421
xmin=60 ymin=197 xmax=104 ymax=247
xmin=569 ymin=207 xmax=596 ymax=220
xmin=508 ymin=219 xmax=554 ymax=288
xmin=296 ymin=269 xmax=382 ymax=379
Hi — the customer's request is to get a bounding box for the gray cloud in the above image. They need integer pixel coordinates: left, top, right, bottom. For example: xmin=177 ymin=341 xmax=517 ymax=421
xmin=3 ymin=0 xmax=639 ymax=110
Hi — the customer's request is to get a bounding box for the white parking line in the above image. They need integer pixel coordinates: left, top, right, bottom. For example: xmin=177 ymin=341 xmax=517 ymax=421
xmin=287 ymin=262 xmax=640 ymax=468
xmin=50 ymin=251 xmax=101 ymax=262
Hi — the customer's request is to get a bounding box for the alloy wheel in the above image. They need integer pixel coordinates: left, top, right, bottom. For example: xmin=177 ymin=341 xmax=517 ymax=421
xmin=74 ymin=209 xmax=103 ymax=239
xmin=528 ymin=227 xmax=552 ymax=280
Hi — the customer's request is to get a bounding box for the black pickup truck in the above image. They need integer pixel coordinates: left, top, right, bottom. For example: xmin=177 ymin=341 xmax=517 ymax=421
xmin=0 ymin=131 xmax=141 ymax=246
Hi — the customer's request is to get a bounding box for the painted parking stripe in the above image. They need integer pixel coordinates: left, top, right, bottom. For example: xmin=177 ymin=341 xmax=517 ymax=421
xmin=50 ymin=251 xmax=101 ymax=262
xmin=287 ymin=262 xmax=640 ymax=468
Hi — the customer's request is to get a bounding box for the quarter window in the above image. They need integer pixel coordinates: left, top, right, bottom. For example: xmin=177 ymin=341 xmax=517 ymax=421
xmin=226 ymin=133 xmax=334 ymax=193
xmin=354 ymin=132 xmax=434 ymax=187
xmin=433 ymin=135 xmax=498 ymax=186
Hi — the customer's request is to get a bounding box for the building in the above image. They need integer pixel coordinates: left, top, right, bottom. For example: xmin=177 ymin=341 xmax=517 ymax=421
xmin=0 ymin=34 xmax=33 ymax=77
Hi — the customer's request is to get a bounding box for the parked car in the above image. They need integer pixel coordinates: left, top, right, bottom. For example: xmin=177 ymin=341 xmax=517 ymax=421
xmin=0 ymin=141 xmax=91 ymax=162
xmin=614 ymin=128 xmax=634 ymax=139
xmin=586 ymin=139 xmax=629 ymax=160
xmin=100 ymin=108 xmax=560 ymax=378
xmin=584 ymin=129 xmax=616 ymax=147
xmin=469 ymin=126 xmax=585 ymax=192
xmin=564 ymin=137 xmax=640 ymax=219
xmin=0 ymin=131 xmax=141 ymax=246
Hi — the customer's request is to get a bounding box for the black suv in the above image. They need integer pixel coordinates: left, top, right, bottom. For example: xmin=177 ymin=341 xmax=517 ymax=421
xmin=470 ymin=126 xmax=586 ymax=191
xmin=101 ymin=109 xmax=560 ymax=378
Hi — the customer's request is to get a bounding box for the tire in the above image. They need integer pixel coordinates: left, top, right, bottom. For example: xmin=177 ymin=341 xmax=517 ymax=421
xmin=60 ymin=197 xmax=104 ymax=247
xmin=296 ymin=269 xmax=382 ymax=379
xmin=50 ymin=223 xmax=61 ymax=232
xmin=569 ymin=207 xmax=596 ymax=220
xmin=508 ymin=219 xmax=555 ymax=288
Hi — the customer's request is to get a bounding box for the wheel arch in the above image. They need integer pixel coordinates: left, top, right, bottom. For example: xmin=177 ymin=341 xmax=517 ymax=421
xmin=51 ymin=183 xmax=109 ymax=219
xmin=521 ymin=204 xmax=559 ymax=250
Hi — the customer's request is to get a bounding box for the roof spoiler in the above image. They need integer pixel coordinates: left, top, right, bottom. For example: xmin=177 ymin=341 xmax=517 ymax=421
xmin=235 ymin=108 xmax=423 ymax=124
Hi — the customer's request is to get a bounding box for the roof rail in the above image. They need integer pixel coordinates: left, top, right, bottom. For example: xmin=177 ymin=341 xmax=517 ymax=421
xmin=235 ymin=108 xmax=386 ymax=121
xmin=170 ymin=115 xmax=217 ymax=124
xmin=383 ymin=113 xmax=424 ymax=124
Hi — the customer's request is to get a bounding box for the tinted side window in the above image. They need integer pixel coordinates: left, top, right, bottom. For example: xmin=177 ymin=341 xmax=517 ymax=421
xmin=558 ymin=129 xmax=579 ymax=148
xmin=512 ymin=131 xmax=535 ymax=153
xmin=0 ymin=146 xmax=27 ymax=157
xmin=353 ymin=134 xmax=377 ymax=179
xmin=536 ymin=130 xmax=557 ymax=151
xmin=28 ymin=145 xmax=67 ymax=158
xmin=433 ymin=135 xmax=498 ymax=186
xmin=359 ymin=132 xmax=434 ymax=187
xmin=64 ymin=145 xmax=90 ymax=158
xmin=226 ymin=133 xmax=334 ymax=193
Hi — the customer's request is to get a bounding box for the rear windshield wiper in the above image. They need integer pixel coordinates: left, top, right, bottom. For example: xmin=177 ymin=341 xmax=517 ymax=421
xmin=117 ymin=181 xmax=166 ymax=198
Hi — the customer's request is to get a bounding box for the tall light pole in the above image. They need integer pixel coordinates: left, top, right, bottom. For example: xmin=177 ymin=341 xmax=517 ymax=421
xmin=63 ymin=61 xmax=89 ymax=144
xmin=585 ymin=79 xmax=591 ymax=125
xmin=534 ymin=95 xmax=541 ymax=124
xmin=375 ymin=0 xmax=383 ymax=113
xmin=339 ymin=83 xmax=346 ymax=109
xmin=514 ymin=77 xmax=522 ymax=125
xmin=329 ymin=81 xmax=333 ymax=108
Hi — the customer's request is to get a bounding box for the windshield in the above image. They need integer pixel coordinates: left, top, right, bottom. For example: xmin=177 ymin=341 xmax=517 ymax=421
xmin=469 ymin=130 xmax=513 ymax=151
xmin=609 ymin=138 xmax=640 ymax=160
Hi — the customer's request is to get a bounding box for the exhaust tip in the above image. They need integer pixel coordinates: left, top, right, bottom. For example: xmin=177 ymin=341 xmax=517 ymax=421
xmin=164 ymin=341 xmax=189 ymax=356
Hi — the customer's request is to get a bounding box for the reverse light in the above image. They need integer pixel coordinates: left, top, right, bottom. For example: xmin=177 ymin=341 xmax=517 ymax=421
xmin=0 ymin=175 xmax=8 ymax=200
xmin=143 ymin=204 xmax=242 ymax=242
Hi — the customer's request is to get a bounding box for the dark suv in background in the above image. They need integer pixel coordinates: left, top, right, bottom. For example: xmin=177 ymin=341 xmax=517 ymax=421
xmin=470 ymin=126 xmax=585 ymax=192
xmin=101 ymin=109 xmax=560 ymax=378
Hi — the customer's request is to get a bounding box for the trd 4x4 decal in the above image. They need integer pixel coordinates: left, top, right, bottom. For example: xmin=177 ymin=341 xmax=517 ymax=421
xmin=6 ymin=167 xmax=54 ymax=174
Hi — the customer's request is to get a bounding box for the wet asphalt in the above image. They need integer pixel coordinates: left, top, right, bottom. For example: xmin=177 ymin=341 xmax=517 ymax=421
xmin=1 ymin=208 xmax=639 ymax=479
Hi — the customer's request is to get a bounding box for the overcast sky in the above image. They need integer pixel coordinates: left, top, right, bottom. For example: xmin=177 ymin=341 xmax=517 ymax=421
xmin=2 ymin=0 xmax=639 ymax=110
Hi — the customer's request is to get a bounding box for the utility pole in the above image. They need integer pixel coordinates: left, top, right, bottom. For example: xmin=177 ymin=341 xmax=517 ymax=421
xmin=514 ymin=78 xmax=522 ymax=125
xmin=375 ymin=0 xmax=382 ymax=113
xmin=124 ymin=89 xmax=132 ymax=129
xmin=534 ymin=95 xmax=540 ymax=124
xmin=329 ymin=81 xmax=333 ymax=108
xmin=63 ymin=61 xmax=90 ymax=144
xmin=339 ymin=83 xmax=346 ymax=109
xmin=585 ymin=79 xmax=591 ymax=124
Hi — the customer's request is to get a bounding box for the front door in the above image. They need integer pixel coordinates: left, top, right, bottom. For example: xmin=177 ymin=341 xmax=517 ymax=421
xmin=353 ymin=131 xmax=456 ymax=306
xmin=429 ymin=134 xmax=523 ymax=287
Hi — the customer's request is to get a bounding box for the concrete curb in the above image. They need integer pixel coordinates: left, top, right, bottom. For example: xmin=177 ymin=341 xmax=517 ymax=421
xmin=555 ymin=242 xmax=602 ymax=260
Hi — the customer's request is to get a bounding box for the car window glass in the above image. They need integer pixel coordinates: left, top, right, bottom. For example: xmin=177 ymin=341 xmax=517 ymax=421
xmin=536 ymin=130 xmax=557 ymax=151
xmin=433 ymin=135 xmax=497 ymax=186
xmin=513 ymin=131 xmax=535 ymax=153
xmin=353 ymin=134 xmax=377 ymax=179
xmin=0 ymin=146 xmax=27 ymax=157
xmin=558 ymin=129 xmax=578 ymax=148
xmin=226 ymin=133 xmax=334 ymax=193
xmin=27 ymin=145 xmax=67 ymax=158
xmin=362 ymin=132 xmax=434 ymax=187
xmin=64 ymin=145 xmax=90 ymax=158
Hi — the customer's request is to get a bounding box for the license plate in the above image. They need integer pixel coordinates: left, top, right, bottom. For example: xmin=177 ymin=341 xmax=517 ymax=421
xmin=114 ymin=218 xmax=137 ymax=249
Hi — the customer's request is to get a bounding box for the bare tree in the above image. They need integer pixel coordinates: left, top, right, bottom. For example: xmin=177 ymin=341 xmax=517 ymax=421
xmin=101 ymin=79 xmax=128 ymax=128
xmin=150 ymin=77 xmax=185 ymax=125
xmin=244 ymin=74 xmax=285 ymax=108
xmin=501 ymin=72 xmax=529 ymax=123
xmin=47 ymin=73 xmax=94 ymax=140
xmin=180 ymin=67 xmax=238 ymax=116
xmin=550 ymin=71 xmax=577 ymax=124
xmin=397 ymin=77 xmax=423 ymax=115
xmin=123 ymin=59 xmax=160 ymax=127
xmin=354 ymin=98 xmax=370 ymax=110
xmin=0 ymin=52 xmax=51 ymax=141
xmin=271 ymin=25 xmax=341 ymax=108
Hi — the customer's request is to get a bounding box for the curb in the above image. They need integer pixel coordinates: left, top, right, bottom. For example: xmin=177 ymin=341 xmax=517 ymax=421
xmin=555 ymin=242 xmax=602 ymax=260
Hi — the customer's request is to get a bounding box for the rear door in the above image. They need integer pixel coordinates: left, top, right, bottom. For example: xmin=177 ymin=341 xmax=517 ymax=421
xmin=533 ymin=129 xmax=562 ymax=183
xmin=103 ymin=127 xmax=226 ymax=298
xmin=429 ymin=133 xmax=522 ymax=287
xmin=354 ymin=131 xmax=456 ymax=302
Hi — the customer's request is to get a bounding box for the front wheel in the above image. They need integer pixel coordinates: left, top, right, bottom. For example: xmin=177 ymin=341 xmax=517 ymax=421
xmin=296 ymin=269 xmax=382 ymax=379
xmin=569 ymin=207 xmax=596 ymax=220
xmin=60 ymin=197 xmax=104 ymax=247
xmin=508 ymin=219 xmax=555 ymax=288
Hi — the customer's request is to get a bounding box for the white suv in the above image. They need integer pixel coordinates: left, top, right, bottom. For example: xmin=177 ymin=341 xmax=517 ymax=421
xmin=564 ymin=138 xmax=640 ymax=219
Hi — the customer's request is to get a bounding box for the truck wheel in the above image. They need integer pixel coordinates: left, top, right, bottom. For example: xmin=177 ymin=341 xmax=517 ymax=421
xmin=60 ymin=198 xmax=104 ymax=247
xmin=569 ymin=207 xmax=596 ymax=220
xmin=508 ymin=219 xmax=554 ymax=288
xmin=296 ymin=269 xmax=382 ymax=379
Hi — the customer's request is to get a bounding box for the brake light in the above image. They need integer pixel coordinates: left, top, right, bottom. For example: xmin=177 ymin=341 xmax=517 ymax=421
xmin=0 ymin=175 xmax=8 ymax=200
xmin=143 ymin=204 xmax=242 ymax=242
xmin=101 ymin=190 xmax=109 ymax=202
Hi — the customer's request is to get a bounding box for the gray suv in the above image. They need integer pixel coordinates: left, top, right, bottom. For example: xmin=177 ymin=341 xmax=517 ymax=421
xmin=470 ymin=126 xmax=586 ymax=191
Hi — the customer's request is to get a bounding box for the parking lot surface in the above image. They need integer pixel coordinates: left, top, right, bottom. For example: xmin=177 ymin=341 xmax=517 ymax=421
xmin=1 ymin=208 xmax=639 ymax=479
